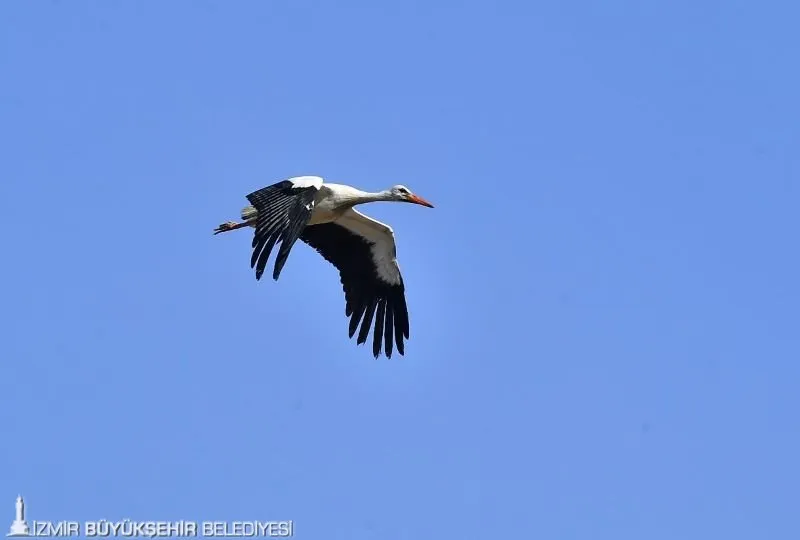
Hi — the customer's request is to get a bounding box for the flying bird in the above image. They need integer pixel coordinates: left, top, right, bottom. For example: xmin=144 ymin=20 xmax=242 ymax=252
xmin=213 ymin=175 xmax=434 ymax=358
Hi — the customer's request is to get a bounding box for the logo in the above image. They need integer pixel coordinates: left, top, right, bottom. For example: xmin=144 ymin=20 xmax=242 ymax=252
xmin=7 ymin=497 xmax=80 ymax=538
xmin=7 ymin=496 xmax=29 ymax=537
xmin=6 ymin=496 xmax=293 ymax=537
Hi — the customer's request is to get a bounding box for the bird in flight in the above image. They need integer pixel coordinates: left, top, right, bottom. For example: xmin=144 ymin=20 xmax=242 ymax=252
xmin=213 ymin=175 xmax=434 ymax=359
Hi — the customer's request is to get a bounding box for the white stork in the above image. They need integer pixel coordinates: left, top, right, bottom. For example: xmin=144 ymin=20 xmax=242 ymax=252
xmin=213 ymin=175 xmax=434 ymax=359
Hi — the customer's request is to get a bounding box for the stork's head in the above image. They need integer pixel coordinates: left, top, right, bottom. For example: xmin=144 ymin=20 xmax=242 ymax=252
xmin=389 ymin=185 xmax=434 ymax=208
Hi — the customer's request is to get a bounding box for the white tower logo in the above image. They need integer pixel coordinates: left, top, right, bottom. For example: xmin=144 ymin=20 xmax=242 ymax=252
xmin=7 ymin=496 xmax=29 ymax=537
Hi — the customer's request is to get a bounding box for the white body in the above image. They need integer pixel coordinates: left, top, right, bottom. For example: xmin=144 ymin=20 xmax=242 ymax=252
xmin=309 ymin=183 xmax=368 ymax=224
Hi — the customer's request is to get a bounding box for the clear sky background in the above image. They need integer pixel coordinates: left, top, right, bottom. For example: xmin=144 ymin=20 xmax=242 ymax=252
xmin=1 ymin=1 xmax=798 ymax=539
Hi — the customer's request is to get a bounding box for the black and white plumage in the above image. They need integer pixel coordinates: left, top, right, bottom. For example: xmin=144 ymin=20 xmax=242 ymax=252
xmin=213 ymin=175 xmax=434 ymax=358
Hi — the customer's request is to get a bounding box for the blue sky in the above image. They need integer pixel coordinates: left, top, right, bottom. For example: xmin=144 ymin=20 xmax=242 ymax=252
xmin=1 ymin=1 xmax=798 ymax=538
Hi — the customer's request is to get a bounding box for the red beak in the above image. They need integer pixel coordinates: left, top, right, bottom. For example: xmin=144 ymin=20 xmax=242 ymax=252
xmin=409 ymin=194 xmax=435 ymax=208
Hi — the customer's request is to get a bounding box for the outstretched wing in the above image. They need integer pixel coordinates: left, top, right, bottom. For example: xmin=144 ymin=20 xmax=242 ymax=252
xmin=246 ymin=176 xmax=323 ymax=281
xmin=300 ymin=209 xmax=410 ymax=359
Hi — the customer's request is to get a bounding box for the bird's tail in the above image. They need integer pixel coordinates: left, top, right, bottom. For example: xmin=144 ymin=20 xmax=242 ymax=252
xmin=212 ymin=206 xmax=258 ymax=235
xmin=240 ymin=205 xmax=258 ymax=221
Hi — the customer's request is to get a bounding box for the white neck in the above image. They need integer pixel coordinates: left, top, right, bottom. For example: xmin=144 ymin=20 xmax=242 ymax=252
xmin=330 ymin=185 xmax=394 ymax=207
xmin=353 ymin=189 xmax=394 ymax=204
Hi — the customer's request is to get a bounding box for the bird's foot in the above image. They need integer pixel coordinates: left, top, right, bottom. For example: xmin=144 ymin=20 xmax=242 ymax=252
xmin=213 ymin=221 xmax=240 ymax=235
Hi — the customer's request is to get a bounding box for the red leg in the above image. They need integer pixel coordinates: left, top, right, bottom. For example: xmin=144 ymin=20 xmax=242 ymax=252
xmin=213 ymin=221 xmax=252 ymax=235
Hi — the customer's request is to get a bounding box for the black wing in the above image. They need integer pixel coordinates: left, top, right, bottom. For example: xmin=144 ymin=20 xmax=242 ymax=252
xmin=246 ymin=180 xmax=319 ymax=281
xmin=300 ymin=222 xmax=410 ymax=359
